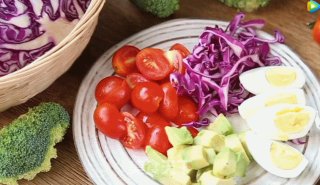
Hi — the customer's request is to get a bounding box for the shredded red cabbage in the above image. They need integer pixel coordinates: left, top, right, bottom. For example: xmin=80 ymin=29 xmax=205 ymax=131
xmin=290 ymin=137 xmax=308 ymax=145
xmin=171 ymin=13 xmax=284 ymax=123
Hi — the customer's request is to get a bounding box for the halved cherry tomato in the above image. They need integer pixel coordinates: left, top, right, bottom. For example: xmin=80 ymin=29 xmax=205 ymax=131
xmin=174 ymin=96 xmax=199 ymax=126
xmin=125 ymin=73 xmax=150 ymax=89
xmin=95 ymin=76 xmax=131 ymax=108
xmin=159 ymin=82 xmax=179 ymax=121
xmin=136 ymin=48 xmax=171 ymax=81
xmin=164 ymin=50 xmax=185 ymax=74
xmin=170 ymin=43 xmax=191 ymax=58
xmin=137 ymin=112 xmax=171 ymax=128
xmin=112 ymin=45 xmax=140 ymax=76
xmin=131 ymin=82 xmax=164 ymax=113
xmin=187 ymin=127 xmax=199 ymax=138
xmin=94 ymin=103 xmax=126 ymax=139
xmin=145 ymin=125 xmax=172 ymax=155
xmin=120 ymin=112 xmax=147 ymax=149
xmin=313 ymin=19 xmax=320 ymax=44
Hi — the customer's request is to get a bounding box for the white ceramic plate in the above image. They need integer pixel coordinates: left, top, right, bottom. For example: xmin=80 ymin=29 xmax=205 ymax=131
xmin=73 ymin=19 xmax=320 ymax=185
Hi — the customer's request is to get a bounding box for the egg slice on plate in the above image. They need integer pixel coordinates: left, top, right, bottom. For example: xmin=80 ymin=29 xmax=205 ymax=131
xmin=238 ymin=89 xmax=306 ymax=120
xmin=246 ymin=104 xmax=316 ymax=141
xmin=246 ymin=132 xmax=308 ymax=178
xmin=239 ymin=66 xmax=306 ymax=95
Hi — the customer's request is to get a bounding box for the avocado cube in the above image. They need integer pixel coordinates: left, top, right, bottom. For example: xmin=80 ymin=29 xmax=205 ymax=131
xmin=238 ymin=132 xmax=253 ymax=160
xmin=196 ymin=165 xmax=212 ymax=181
xmin=234 ymin=152 xmax=249 ymax=177
xmin=165 ymin=126 xmax=193 ymax=147
xmin=144 ymin=146 xmax=171 ymax=180
xmin=204 ymin=148 xmax=216 ymax=164
xmin=199 ymin=171 xmax=236 ymax=185
xmin=145 ymin=146 xmax=168 ymax=162
xmin=182 ymin=145 xmax=210 ymax=170
xmin=167 ymin=145 xmax=193 ymax=175
xmin=194 ymin=130 xmax=225 ymax=152
xmin=225 ymin=134 xmax=250 ymax=164
xmin=207 ymin=114 xmax=234 ymax=136
xmin=158 ymin=168 xmax=192 ymax=185
xmin=212 ymin=148 xmax=237 ymax=179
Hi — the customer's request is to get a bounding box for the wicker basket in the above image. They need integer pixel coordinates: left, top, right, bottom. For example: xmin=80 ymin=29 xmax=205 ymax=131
xmin=0 ymin=0 xmax=106 ymax=112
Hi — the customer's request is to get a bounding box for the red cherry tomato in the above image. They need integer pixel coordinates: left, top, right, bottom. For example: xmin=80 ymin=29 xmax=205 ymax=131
xmin=137 ymin=112 xmax=171 ymax=128
xmin=187 ymin=127 xmax=199 ymax=138
xmin=94 ymin=103 xmax=126 ymax=139
xmin=313 ymin=19 xmax=320 ymax=44
xmin=159 ymin=82 xmax=179 ymax=121
xmin=120 ymin=112 xmax=147 ymax=149
xmin=95 ymin=76 xmax=131 ymax=108
xmin=145 ymin=126 xmax=172 ymax=155
xmin=125 ymin=73 xmax=150 ymax=89
xmin=131 ymin=82 xmax=164 ymax=113
xmin=112 ymin=45 xmax=140 ymax=76
xmin=136 ymin=48 xmax=171 ymax=81
xmin=164 ymin=50 xmax=185 ymax=74
xmin=174 ymin=96 xmax=199 ymax=126
xmin=170 ymin=43 xmax=191 ymax=58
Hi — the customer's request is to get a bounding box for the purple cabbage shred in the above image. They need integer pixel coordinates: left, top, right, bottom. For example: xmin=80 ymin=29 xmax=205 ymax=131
xmin=170 ymin=13 xmax=284 ymax=126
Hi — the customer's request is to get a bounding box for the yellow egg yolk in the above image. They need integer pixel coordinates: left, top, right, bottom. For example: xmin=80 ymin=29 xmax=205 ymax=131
xmin=270 ymin=142 xmax=303 ymax=170
xmin=274 ymin=107 xmax=310 ymax=133
xmin=265 ymin=93 xmax=298 ymax=107
xmin=266 ymin=68 xmax=297 ymax=87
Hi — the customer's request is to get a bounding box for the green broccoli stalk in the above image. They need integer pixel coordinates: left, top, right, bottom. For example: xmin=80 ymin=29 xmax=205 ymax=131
xmin=219 ymin=0 xmax=271 ymax=12
xmin=0 ymin=103 xmax=70 ymax=185
xmin=131 ymin=0 xmax=180 ymax=18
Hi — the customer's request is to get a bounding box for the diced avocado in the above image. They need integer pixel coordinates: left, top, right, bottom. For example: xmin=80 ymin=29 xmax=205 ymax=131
xmin=196 ymin=165 xmax=212 ymax=181
xmin=234 ymin=152 xmax=249 ymax=177
xmin=212 ymin=148 xmax=237 ymax=179
xmin=144 ymin=146 xmax=171 ymax=180
xmin=158 ymin=168 xmax=192 ymax=185
xmin=199 ymin=171 xmax=236 ymax=185
xmin=194 ymin=130 xmax=225 ymax=152
xmin=167 ymin=145 xmax=193 ymax=175
xmin=204 ymin=148 xmax=216 ymax=164
xmin=225 ymin=134 xmax=250 ymax=164
xmin=144 ymin=146 xmax=191 ymax=185
xmin=165 ymin=126 xmax=193 ymax=146
xmin=238 ymin=132 xmax=253 ymax=160
xmin=146 ymin=146 xmax=168 ymax=163
xmin=182 ymin=145 xmax=210 ymax=170
xmin=207 ymin=114 xmax=234 ymax=135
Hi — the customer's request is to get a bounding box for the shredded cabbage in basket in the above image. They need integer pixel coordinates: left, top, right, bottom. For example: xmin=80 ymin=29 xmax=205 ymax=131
xmin=170 ymin=13 xmax=284 ymax=127
xmin=0 ymin=0 xmax=91 ymax=77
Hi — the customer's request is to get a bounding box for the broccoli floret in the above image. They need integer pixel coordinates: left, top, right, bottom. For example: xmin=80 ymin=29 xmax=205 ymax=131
xmin=0 ymin=102 xmax=70 ymax=185
xmin=131 ymin=0 xmax=180 ymax=18
xmin=220 ymin=0 xmax=270 ymax=12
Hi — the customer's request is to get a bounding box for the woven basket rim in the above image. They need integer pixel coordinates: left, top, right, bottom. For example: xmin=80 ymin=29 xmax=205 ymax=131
xmin=0 ymin=0 xmax=105 ymax=81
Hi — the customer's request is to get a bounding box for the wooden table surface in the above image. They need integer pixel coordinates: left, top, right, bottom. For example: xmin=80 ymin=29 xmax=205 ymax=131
xmin=1 ymin=0 xmax=320 ymax=184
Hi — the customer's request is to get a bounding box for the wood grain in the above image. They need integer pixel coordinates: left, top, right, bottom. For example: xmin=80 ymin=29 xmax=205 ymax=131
xmin=0 ymin=0 xmax=319 ymax=184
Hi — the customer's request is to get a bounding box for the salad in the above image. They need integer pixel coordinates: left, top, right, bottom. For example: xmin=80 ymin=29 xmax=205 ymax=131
xmin=93 ymin=13 xmax=316 ymax=185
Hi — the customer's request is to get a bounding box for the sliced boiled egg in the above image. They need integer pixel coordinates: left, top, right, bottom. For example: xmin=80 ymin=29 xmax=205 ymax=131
xmin=240 ymin=66 xmax=306 ymax=95
xmin=238 ymin=89 xmax=306 ymax=120
xmin=246 ymin=104 xmax=316 ymax=141
xmin=246 ymin=132 xmax=308 ymax=178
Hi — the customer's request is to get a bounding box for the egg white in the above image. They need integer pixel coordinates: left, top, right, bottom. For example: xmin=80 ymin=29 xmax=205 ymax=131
xmin=239 ymin=66 xmax=306 ymax=95
xmin=246 ymin=104 xmax=316 ymax=141
xmin=238 ymin=89 xmax=306 ymax=120
xmin=245 ymin=132 xmax=308 ymax=178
